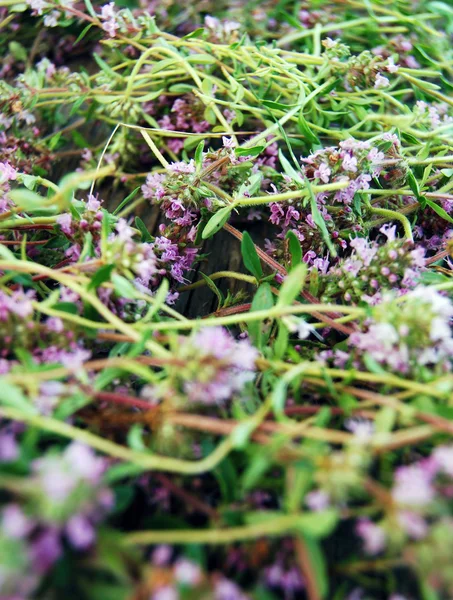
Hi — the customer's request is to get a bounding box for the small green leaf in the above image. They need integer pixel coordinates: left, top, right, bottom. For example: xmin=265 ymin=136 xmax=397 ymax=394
xmin=8 ymin=41 xmax=27 ymax=62
xmin=89 ymin=264 xmax=115 ymax=290
xmin=183 ymin=27 xmax=205 ymax=39
xmin=195 ymin=140 xmax=205 ymax=171
xmin=8 ymin=189 xmax=47 ymax=211
xmin=262 ymin=100 xmax=291 ymax=111
xmin=285 ymin=230 xmax=302 ymax=269
xmin=202 ymin=206 xmax=232 ymax=239
xmin=142 ymin=278 xmax=169 ymax=322
xmin=295 ymin=509 xmax=338 ymax=538
xmin=135 ymin=216 xmax=153 ymax=242
xmin=248 ymin=282 xmax=274 ymax=347
xmin=111 ymin=274 xmax=138 ymax=299
xmin=274 ymin=322 xmax=289 ymax=359
xmin=406 ymin=169 xmax=421 ymax=199
xmin=235 ymin=145 xmax=265 ymax=157
xmin=277 ymin=263 xmax=307 ymax=307
xmin=113 ymin=187 xmax=140 ymax=216
xmin=0 ymin=380 xmax=37 ymax=415
xmin=74 ymin=23 xmax=94 ymax=45
xmin=278 ymin=149 xmax=304 ymax=186
xmin=200 ymin=272 xmax=224 ymax=310
xmin=52 ymin=302 xmax=79 ymax=315
xmin=241 ymin=231 xmax=263 ymax=280
xmin=186 ymin=53 xmax=217 ymax=64
xmin=305 ymin=177 xmax=337 ymax=257
xmin=83 ymin=0 xmax=96 ymax=18
xmin=425 ymin=197 xmax=453 ymax=224
xmin=297 ymin=113 xmax=320 ymax=146
xmin=0 ymin=244 xmax=17 ymax=261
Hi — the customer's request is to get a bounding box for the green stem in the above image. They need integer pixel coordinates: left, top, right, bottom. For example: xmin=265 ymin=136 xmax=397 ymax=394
xmin=123 ymin=513 xmax=315 ymax=546
xmin=179 ymin=271 xmax=257 ymax=292
xmin=0 ymin=406 xmax=233 ymax=475
xmin=367 ymin=206 xmax=413 ymax=242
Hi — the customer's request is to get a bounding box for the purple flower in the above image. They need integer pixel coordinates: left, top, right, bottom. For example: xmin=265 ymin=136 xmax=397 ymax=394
xmin=314 ymin=162 xmax=331 ymax=183
xmin=30 ymin=528 xmax=62 ymax=573
xmin=341 ymin=153 xmax=358 ymax=172
xmin=65 ymin=514 xmax=95 ymax=549
xmin=2 ymin=505 xmax=33 ymax=539
xmin=178 ymin=327 xmax=258 ymax=405
xmin=356 ymin=519 xmax=386 ymax=555
xmin=374 ymin=73 xmax=390 ymax=88
xmin=174 ymin=558 xmax=202 ymax=585
xmin=392 ymin=464 xmax=435 ymax=506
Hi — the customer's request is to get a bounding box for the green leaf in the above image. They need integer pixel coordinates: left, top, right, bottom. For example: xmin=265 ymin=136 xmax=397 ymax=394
xmin=0 ymin=244 xmax=17 ymax=261
xmin=200 ymin=272 xmax=224 ymax=310
xmin=202 ymin=206 xmax=232 ymax=239
xmin=271 ymin=377 xmax=288 ymax=415
xmin=277 ymin=263 xmax=307 ymax=307
xmin=0 ymin=380 xmax=37 ymax=415
xmin=295 ymin=509 xmax=338 ymax=538
xmin=93 ymin=53 xmax=122 ymax=80
xmin=113 ymin=187 xmax=140 ymax=216
xmin=111 ymin=274 xmax=138 ymax=299
xmin=286 ymin=230 xmax=302 ymax=269
xmin=74 ymin=23 xmax=94 ymax=45
xmin=89 ymin=264 xmax=115 ymax=290
xmin=425 ymin=197 xmax=453 ymax=224
xmin=274 ymin=322 xmax=289 ymax=359
xmin=363 ymin=353 xmax=388 ymax=375
xmin=278 ymin=149 xmax=304 ymax=186
xmin=248 ymin=282 xmax=274 ymax=347
xmin=142 ymin=278 xmax=169 ymax=322
xmin=305 ymin=177 xmax=337 ymax=257
xmin=262 ymin=100 xmax=290 ymax=111
xmin=374 ymin=406 xmax=396 ymax=434
xmin=8 ymin=189 xmax=47 ymax=212
xmin=297 ymin=113 xmax=320 ymax=146
xmin=52 ymin=302 xmax=79 ymax=315
xmin=8 ymin=41 xmax=27 ymax=62
xmin=186 ymin=53 xmax=217 ymax=64
xmin=127 ymin=424 xmax=146 ymax=451
xmin=183 ymin=27 xmax=205 ymax=39
xmin=195 ymin=140 xmax=205 ymax=171
xmin=241 ymin=231 xmax=263 ymax=280
xmin=134 ymin=216 xmax=153 ymax=242
xmin=406 ymin=169 xmax=421 ymax=199
xmin=83 ymin=0 xmax=97 ymax=18
xmin=235 ymin=145 xmax=265 ymax=157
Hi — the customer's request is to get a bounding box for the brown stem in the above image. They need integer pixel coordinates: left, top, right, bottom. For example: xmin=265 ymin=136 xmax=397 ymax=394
xmin=223 ymin=223 xmax=355 ymax=335
xmin=294 ymin=537 xmax=321 ymax=600
xmin=153 ymin=473 xmax=220 ymax=521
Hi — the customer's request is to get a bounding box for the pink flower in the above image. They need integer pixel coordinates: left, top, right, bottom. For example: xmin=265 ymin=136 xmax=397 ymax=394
xmin=356 ymin=519 xmax=386 ymax=555
xmin=374 ymin=74 xmax=390 ymax=89
xmin=0 ymin=161 xmax=17 ymax=182
xmin=392 ymin=464 xmax=435 ymax=506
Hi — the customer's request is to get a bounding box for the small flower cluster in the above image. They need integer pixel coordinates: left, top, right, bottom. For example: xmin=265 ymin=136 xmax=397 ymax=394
xmin=0 ymin=442 xmax=113 ymax=598
xmin=142 ymin=141 xmax=252 ymax=232
xmin=0 ymin=288 xmax=90 ymax=373
xmin=348 ymin=287 xmax=453 ymax=376
xmin=323 ymin=39 xmax=399 ymax=89
xmin=356 ymin=445 xmax=453 ymax=594
xmin=156 ymin=94 xmax=210 ymax=154
xmin=149 ymin=327 xmax=258 ymax=405
xmin=320 ymin=224 xmax=426 ymax=304
xmin=372 ymin=35 xmax=421 ymax=70
xmin=266 ymin=135 xmax=404 ymax=266
xmin=57 ymin=194 xmax=104 ymax=262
